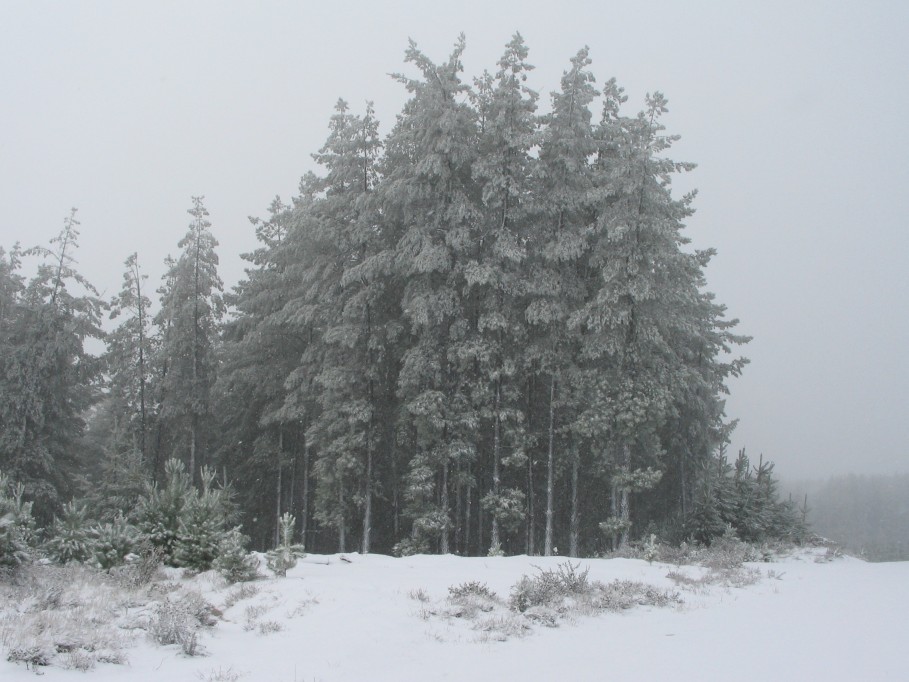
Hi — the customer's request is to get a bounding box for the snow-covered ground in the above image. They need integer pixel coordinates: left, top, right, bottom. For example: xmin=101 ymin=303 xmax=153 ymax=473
xmin=3 ymin=547 xmax=906 ymax=681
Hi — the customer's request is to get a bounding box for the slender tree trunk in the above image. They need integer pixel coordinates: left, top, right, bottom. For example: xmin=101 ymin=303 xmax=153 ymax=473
xmin=362 ymin=305 xmax=374 ymax=554
xmin=526 ymin=376 xmax=535 ymax=556
xmin=464 ymin=462 xmax=472 ymax=555
xmin=544 ymin=375 xmax=557 ymax=556
xmin=134 ymin=257 xmax=147 ymax=465
xmin=489 ymin=378 xmax=502 ymax=554
xmin=619 ymin=442 xmax=631 ymax=549
xmin=526 ymin=448 xmax=535 ymax=555
xmin=191 ymin=224 xmax=201 ymax=485
xmin=477 ymin=467 xmax=484 ymax=555
xmin=300 ymin=431 xmax=310 ymax=551
xmin=190 ymin=415 xmax=197 ymax=484
xmin=569 ymin=447 xmax=579 ymax=558
xmin=362 ymin=434 xmax=373 ymax=554
xmin=455 ymin=461 xmax=463 ymax=554
xmin=273 ymin=429 xmax=284 ymax=548
xmin=440 ymin=461 xmax=449 ymax=554
xmin=680 ymin=452 xmax=688 ymax=518
xmin=338 ymin=481 xmax=346 ymax=553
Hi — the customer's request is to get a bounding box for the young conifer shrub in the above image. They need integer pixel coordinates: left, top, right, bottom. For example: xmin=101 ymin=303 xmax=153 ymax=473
xmin=93 ymin=514 xmax=140 ymax=569
xmin=44 ymin=501 xmax=97 ymax=564
xmin=175 ymin=468 xmax=233 ymax=571
xmin=265 ymin=512 xmax=305 ymax=577
xmin=213 ymin=527 xmax=259 ymax=583
xmin=0 ymin=471 xmax=35 ymax=568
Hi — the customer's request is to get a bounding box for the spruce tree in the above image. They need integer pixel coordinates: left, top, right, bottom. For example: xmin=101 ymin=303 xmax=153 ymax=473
xmin=527 ymin=48 xmax=598 ymax=556
xmin=154 ymin=198 xmax=224 ymax=484
xmin=0 ymin=210 xmax=104 ymax=521
xmin=466 ymin=34 xmax=538 ymax=555
xmin=382 ymin=36 xmax=482 ymax=554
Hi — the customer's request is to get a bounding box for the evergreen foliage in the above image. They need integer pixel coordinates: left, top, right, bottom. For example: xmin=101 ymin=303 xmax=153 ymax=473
xmin=44 ymin=501 xmax=96 ymax=564
xmin=136 ymin=460 xmax=240 ymax=570
xmin=0 ymin=211 xmax=104 ymax=522
xmin=687 ymin=449 xmax=804 ymax=545
xmin=213 ymin=526 xmax=259 ymax=583
xmin=0 ymin=470 xmax=35 ymax=568
xmin=266 ymin=512 xmax=306 ymax=577
xmin=1 ymin=36 xmax=764 ymax=559
xmin=93 ymin=514 xmax=140 ymax=570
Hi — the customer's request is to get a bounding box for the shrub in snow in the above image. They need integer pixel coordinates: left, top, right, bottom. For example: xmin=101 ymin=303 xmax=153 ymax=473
xmin=110 ymin=540 xmax=164 ymax=587
xmin=266 ymin=512 xmax=305 ymax=577
xmin=214 ymin=527 xmax=259 ymax=583
xmin=44 ymin=501 xmax=97 ymax=565
xmin=149 ymin=601 xmax=200 ymax=655
xmin=223 ymin=582 xmax=259 ymax=609
xmin=509 ymin=562 xmax=590 ymax=612
xmin=393 ymin=536 xmax=429 ymax=557
xmin=93 ymin=513 xmax=140 ymax=569
xmin=1 ymin=564 xmax=131 ymax=671
xmin=443 ymin=581 xmax=501 ymax=620
xmin=149 ymin=591 xmax=218 ymax=656
xmin=136 ymin=460 xmax=244 ymax=571
xmin=687 ymin=449 xmax=807 ymax=546
xmin=0 ymin=470 xmax=35 ymax=568
xmin=449 ymin=581 xmax=497 ymax=600
xmin=174 ymin=468 xmax=235 ymax=571
xmin=509 ymin=561 xmax=680 ymax=617
xmin=135 ymin=459 xmax=193 ymax=563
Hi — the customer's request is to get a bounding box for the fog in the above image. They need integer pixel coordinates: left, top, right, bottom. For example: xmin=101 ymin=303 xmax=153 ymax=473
xmin=1 ymin=0 xmax=906 ymax=480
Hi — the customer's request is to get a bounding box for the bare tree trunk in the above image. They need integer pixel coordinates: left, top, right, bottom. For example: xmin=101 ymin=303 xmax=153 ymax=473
xmin=455 ymin=461 xmax=463 ymax=554
xmin=544 ymin=375 xmax=557 ymax=556
xmin=362 ymin=412 xmax=373 ymax=554
xmin=274 ymin=460 xmax=282 ymax=548
xmin=300 ymin=431 xmax=310 ymax=552
xmin=440 ymin=461 xmax=449 ymax=554
xmin=680 ymin=452 xmax=688 ymax=518
xmin=569 ymin=447 xmax=579 ymax=558
xmin=618 ymin=443 xmax=631 ymax=549
xmin=489 ymin=379 xmax=502 ymax=554
xmin=338 ymin=482 xmax=346 ymax=553
xmin=464 ymin=463 xmax=472 ymax=555
xmin=190 ymin=415 xmax=197 ymax=485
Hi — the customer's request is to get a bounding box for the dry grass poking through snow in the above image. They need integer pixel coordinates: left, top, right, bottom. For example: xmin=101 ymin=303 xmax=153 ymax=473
xmin=414 ymin=562 xmax=683 ymax=642
xmin=0 ymin=559 xmax=223 ymax=672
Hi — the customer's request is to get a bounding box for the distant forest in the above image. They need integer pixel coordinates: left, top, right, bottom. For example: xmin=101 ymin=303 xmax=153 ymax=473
xmin=3 ymin=35 xmax=806 ymax=560
xmin=786 ymin=475 xmax=909 ymax=562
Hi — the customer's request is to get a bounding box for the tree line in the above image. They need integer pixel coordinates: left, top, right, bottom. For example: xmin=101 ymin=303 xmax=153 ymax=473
xmin=2 ymin=34 xmax=771 ymax=559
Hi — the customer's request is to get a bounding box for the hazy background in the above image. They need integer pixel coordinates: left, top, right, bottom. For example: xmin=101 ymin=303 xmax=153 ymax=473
xmin=1 ymin=0 xmax=906 ymax=481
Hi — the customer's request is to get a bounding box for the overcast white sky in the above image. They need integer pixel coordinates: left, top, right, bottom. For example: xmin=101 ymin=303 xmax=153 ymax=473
xmin=1 ymin=0 xmax=906 ymax=480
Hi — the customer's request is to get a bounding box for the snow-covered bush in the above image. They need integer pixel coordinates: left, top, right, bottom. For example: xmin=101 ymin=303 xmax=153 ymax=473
xmin=174 ymin=468 xmax=235 ymax=571
xmin=136 ymin=460 xmax=244 ymax=571
xmin=149 ymin=590 xmax=219 ymax=656
xmin=44 ymin=501 xmax=97 ymax=564
xmin=93 ymin=514 xmax=140 ymax=569
xmin=265 ymin=512 xmax=305 ymax=577
xmin=135 ymin=459 xmax=192 ymax=563
xmin=509 ymin=562 xmax=590 ymax=612
xmin=687 ymin=449 xmax=807 ymax=546
xmin=214 ymin=527 xmax=259 ymax=583
xmin=0 ymin=470 xmax=35 ymax=569
xmin=393 ymin=536 xmax=429 ymax=557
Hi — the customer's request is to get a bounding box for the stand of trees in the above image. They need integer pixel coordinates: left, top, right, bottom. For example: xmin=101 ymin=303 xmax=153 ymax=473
xmin=2 ymin=35 xmax=763 ymax=559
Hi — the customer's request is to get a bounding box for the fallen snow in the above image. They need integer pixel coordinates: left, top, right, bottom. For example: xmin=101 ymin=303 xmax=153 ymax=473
xmin=3 ymin=548 xmax=905 ymax=681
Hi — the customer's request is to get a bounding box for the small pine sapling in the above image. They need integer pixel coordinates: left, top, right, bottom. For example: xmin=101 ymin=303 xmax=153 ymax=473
xmin=214 ymin=527 xmax=259 ymax=583
xmin=44 ymin=501 xmax=97 ymax=564
xmin=266 ymin=512 xmax=305 ymax=577
xmin=93 ymin=513 xmax=140 ymax=569
xmin=0 ymin=471 xmax=36 ymax=567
